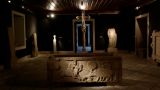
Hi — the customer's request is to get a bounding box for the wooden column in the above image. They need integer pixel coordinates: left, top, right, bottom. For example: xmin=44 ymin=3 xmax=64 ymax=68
xmin=81 ymin=10 xmax=86 ymax=52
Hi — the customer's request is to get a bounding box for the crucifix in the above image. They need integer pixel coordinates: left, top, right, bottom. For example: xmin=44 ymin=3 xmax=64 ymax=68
xmin=81 ymin=10 xmax=86 ymax=52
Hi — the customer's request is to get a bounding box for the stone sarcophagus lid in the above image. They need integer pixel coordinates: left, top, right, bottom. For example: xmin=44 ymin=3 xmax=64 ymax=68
xmin=47 ymin=54 xmax=122 ymax=85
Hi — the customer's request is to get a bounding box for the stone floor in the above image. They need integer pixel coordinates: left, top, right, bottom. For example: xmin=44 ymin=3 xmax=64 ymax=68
xmin=0 ymin=51 xmax=160 ymax=90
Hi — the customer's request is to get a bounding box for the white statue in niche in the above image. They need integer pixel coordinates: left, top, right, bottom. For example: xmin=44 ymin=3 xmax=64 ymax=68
xmin=107 ymin=28 xmax=117 ymax=48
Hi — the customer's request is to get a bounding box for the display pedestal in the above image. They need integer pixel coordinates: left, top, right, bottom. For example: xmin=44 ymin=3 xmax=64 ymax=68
xmin=31 ymin=33 xmax=38 ymax=57
xmin=107 ymin=47 xmax=117 ymax=55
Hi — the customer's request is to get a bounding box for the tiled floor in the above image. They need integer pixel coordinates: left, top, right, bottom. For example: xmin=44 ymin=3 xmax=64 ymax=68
xmin=0 ymin=51 xmax=160 ymax=90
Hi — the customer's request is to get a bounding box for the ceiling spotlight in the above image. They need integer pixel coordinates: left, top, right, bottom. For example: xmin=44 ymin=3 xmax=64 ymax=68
xmin=81 ymin=1 xmax=83 ymax=5
xmin=47 ymin=14 xmax=50 ymax=18
xmin=22 ymin=5 xmax=25 ymax=9
xmin=47 ymin=2 xmax=56 ymax=10
xmin=50 ymin=13 xmax=55 ymax=18
xmin=79 ymin=1 xmax=86 ymax=10
xmin=50 ymin=2 xmax=55 ymax=7
xmin=8 ymin=0 xmax=11 ymax=3
xmin=47 ymin=13 xmax=55 ymax=18
xmin=135 ymin=6 xmax=140 ymax=10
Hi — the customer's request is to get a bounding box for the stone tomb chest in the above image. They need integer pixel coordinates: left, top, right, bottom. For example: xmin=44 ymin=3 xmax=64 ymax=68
xmin=47 ymin=53 xmax=122 ymax=85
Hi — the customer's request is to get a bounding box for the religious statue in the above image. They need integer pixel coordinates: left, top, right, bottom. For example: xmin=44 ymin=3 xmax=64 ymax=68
xmin=107 ymin=28 xmax=117 ymax=54
xmin=107 ymin=28 xmax=117 ymax=48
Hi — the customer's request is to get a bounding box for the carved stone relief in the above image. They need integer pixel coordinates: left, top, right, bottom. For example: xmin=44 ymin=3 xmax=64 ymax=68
xmin=48 ymin=56 xmax=121 ymax=83
xmin=151 ymin=31 xmax=160 ymax=63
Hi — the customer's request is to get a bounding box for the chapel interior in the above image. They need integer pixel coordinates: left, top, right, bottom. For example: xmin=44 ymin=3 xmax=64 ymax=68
xmin=1 ymin=0 xmax=160 ymax=90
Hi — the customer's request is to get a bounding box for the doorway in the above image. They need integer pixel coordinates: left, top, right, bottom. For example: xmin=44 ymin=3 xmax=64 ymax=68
xmin=73 ymin=19 xmax=95 ymax=53
xmin=135 ymin=13 xmax=151 ymax=59
xmin=12 ymin=11 xmax=26 ymax=50
xmin=76 ymin=24 xmax=91 ymax=53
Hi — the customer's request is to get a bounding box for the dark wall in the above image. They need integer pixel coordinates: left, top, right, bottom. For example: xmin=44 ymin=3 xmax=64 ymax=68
xmin=36 ymin=14 xmax=120 ymax=51
xmin=8 ymin=0 xmax=159 ymax=54
xmin=93 ymin=14 xmax=120 ymax=51
xmin=133 ymin=1 xmax=160 ymax=56
xmin=116 ymin=1 xmax=160 ymax=52
xmin=118 ymin=8 xmax=135 ymax=51
xmin=0 ymin=0 xmax=37 ymax=69
xmin=150 ymin=1 xmax=160 ymax=31
xmin=37 ymin=14 xmax=74 ymax=51
xmin=0 ymin=0 xmax=11 ymax=69
xmin=16 ymin=13 xmax=37 ymax=58
xmin=134 ymin=1 xmax=160 ymax=32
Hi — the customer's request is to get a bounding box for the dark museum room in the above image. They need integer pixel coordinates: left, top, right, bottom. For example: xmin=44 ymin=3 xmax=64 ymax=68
xmin=0 ymin=0 xmax=160 ymax=90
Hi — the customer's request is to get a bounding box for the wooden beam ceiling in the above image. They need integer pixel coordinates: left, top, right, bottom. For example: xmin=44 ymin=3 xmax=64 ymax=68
xmin=19 ymin=0 xmax=156 ymax=14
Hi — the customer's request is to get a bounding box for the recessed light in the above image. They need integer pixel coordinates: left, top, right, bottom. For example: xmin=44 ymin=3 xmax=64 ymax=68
xmin=50 ymin=13 xmax=55 ymax=18
xmin=135 ymin=6 xmax=140 ymax=10
xmin=79 ymin=1 xmax=86 ymax=10
xmin=47 ymin=14 xmax=50 ymax=18
xmin=8 ymin=0 xmax=11 ymax=3
xmin=22 ymin=6 xmax=25 ymax=9
xmin=47 ymin=2 xmax=56 ymax=10
xmin=46 ymin=13 xmax=55 ymax=18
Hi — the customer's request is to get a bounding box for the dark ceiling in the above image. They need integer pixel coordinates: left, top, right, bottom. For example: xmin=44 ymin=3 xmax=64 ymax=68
xmin=22 ymin=0 xmax=156 ymax=14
